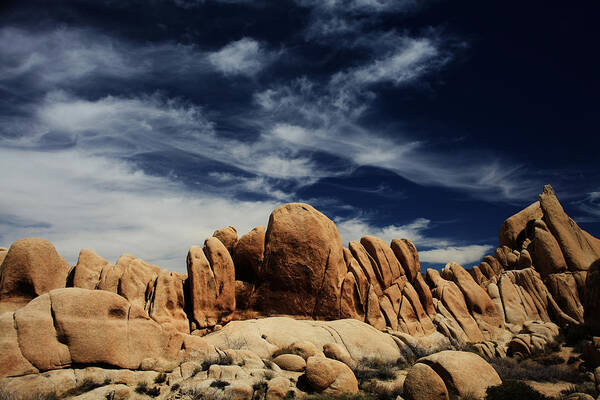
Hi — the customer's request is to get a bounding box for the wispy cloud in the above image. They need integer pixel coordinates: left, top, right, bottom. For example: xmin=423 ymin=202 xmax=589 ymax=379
xmin=208 ymin=38 xmax=278 ymax=77
xmin=0 ymin=147 xmax=278 ymax=271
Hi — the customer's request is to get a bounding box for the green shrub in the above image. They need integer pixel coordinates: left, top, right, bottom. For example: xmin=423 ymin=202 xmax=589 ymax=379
xmin=490 ymin=357 xmax=583 ymax=383
xmin=486 ymin=380 xmax=552 ymax=400
xmin=60 ymin=377 xmax=108 ymax=398
xmin=154 ymin=372 xmax=167 ymax=384
xmin=201 ymin=352 xmax=234 ymax=371
xmin=352 ymin=358 xmax=402 ymax=383
xmin=209 ymin=380 xmax=230 ymax=389
xmin=135 ymin=382 xmax=160 ymax=397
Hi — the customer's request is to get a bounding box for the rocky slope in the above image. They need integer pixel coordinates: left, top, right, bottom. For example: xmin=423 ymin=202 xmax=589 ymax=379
xmin=0 ymin=185 xmax=599 ymax=399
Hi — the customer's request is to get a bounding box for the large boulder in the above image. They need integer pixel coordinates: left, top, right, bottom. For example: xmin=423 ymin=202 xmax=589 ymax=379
xmin=202 ymin=317 xmax=403 ymax=363
xmin=186 ymin=238 xmax=235 ymax=329
xmin=304 ymin=356 xmax=358 ymax=395
xmin=426 ymin=269 xmax=484 ymax=342
xmin=404 ymin=362 xmax=449 ymax=400
xmin=441 ymin=263 xmax=504 ymax=336
xmin=1 ymin=288 xmax=215 ymax=377
xmin=232 ymin=225 xmax=265 ymax=282
xmin=361 ymin=236 xmax=404 ymax=288
xmin=0 ymin=238 xmax=70 ymax=312
xmin=71 ymin=249 xmax=109 ymax=290
xmin=390 ymin=238 xmax=420 ymax=283
xmin=417 ymin=350 xmax=501 ymax=399
xmin=258 ymin=203 xmax=346 ymax=320
xmin=539 ymin=185 xmax=600 ymax=271
xmin=213 ymin=226 xmax=238 ymax=254
xmin=498 ymin=201 xmax=543 ymax=249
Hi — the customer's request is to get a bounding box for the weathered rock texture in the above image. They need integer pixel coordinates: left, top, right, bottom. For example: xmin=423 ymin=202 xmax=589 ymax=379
xmin=0 ymin=185 xmax=599 ymax=396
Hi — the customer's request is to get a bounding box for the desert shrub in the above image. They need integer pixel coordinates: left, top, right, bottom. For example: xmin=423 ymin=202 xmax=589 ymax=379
xmin=135 ymin=382 xmax=160 ymax=397
xmin=490 ymin=357 xmax=583 ymax=383
xmin=252 ymin=379 xmax=268 ymax=392
xmin=60 ymin=377 xmax=108 ymax=398
xmin=303 ymin=393 xmax=378 ymax=400
xmin=486 ymin=380 xmax=552 ymax=400
xmin=171 ymin=383 xmax=181 ymax=392
xmin=201 ymin=352 xmax=234 ymax=371
xmin=534 ymin=353 xmax=565 ymax=366
xmin=154 ymin=372 xmax=167 ymax=384
xmin=0 ymin=390 xmax=58 ymax=400
xmin=209 ymin=380 xmax=230 ymax=389
xmin=560 ymin=382 xmax=598 ymax=398
xmin=352 ymin=358 xmax=403 ymax=383
xmin=448 ymin=392 xmax=478 ymax=400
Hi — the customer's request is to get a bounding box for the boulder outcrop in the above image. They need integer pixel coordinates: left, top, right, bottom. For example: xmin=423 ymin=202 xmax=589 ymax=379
xmin=0 ymin=238 xmax=70 ymax=313
xmin=258 ymin=203 xmax=346 ymax=320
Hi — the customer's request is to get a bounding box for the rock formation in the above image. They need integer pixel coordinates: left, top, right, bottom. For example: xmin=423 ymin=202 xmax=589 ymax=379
xmin=0 ymin=185 xmax=599 ymax=399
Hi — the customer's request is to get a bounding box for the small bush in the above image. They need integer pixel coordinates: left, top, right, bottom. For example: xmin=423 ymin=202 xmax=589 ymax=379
xmin=201 ymin=352 xmax=234 ymax=371
xmin=154 ymin=372 xmax=167 ymax=384
xmin=210 ymin=380 xmax=230 ymax=389
xmin=560 ymin=382 xmax=598 ymax=398
xmin=534 ymin=354 xmax=565 ymax=366
xmin=171 ymin=383 xmax=181 ymax=392
xmin=486 ymin=380 xmax=552 ymax=400
xmin=135 ymin=382 xmax=160 ymax=397
xmin=352 ymin=358 xmax=403 ymax=383
xmin=0 ymin=391 xmax=59 ymax=400
xmin=490 ymin=357 xmax=583 ymax=383
xmin=60 ymin=378 xmax=107 ymax=397
xmin=252 ymin=380 xmax=268 ymax=392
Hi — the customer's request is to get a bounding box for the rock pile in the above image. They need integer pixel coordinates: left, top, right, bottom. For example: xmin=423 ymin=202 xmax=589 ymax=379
xmin=0 ymin=185 xmax=599 ymax=399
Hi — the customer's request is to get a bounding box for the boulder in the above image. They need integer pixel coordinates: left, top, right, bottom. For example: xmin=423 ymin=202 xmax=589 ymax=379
xmin=532 ymin=223 xmax=568 ymax=276
xmin=273 ymin=354 xmax=306 ymax=372
xmin=71 ymin=249 xmax=109 ymax=290
xmin=0 ymin=312 xmax=38 ymax=377
xmin=305 ymin=356 xmax=358 ymax=395
xmin=361 ymin=235 xmax=404 ymax=288
xmin=426 ymin=269 xmax=484 ymax=342
xmin=539 ymin=185 xmax=600 ymax=271
xmin=499 ymin=201 xmax=543 ymax=249
xmin=202 ymin=317 xmax=403 ymax=363
xmin=0 ymin=288 xmax=216 ymax=376
xmin=187 ymin=238 xmax=235 ymax=329
xmin=232 ymin=225 xmax=265 ymax=282
xmin=418 ymin=350 xmax=501 ymax=399
xmin=349 ymin=241 xmax=384 ymax=295
xmin=0 ymin=238 xmax=70 ymax=312
xmin=259 ymin=203 xmax=346 ymax=320
xmin=148 ymin=270 xmax=189 ymax=333
xmin=213 ymin=226 xmax=238 ymax=254
xmin=266 ymin=376 xmax=291 ymax=400
xmin=323 ymin=342 xmax=355 ymax=368
xmin=390 ymin=239 xmax=420 ymax=282
xmin=545 ymin=272 xmax=584 ymax=323
xmin=441 ymin=263 xmax=503 ymax=334
xmin=403 ymin=362 xmax=449 ymax=400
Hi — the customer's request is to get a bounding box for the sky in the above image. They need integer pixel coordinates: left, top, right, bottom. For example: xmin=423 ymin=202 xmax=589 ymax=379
xmin=0 ymin=0 xmax=599 ymax=273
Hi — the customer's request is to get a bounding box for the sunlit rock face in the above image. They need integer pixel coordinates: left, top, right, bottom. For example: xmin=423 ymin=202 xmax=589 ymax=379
xmin=1 ymin=185 xmax=599 ymax=400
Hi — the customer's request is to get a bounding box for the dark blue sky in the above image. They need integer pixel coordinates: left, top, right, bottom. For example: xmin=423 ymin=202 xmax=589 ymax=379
xmin=0 ymin=0 xmax=598 ymax=272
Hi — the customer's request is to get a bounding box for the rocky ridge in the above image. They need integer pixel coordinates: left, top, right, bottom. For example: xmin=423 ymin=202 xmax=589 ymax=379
xmin=1 ymin=185 xmax=599 ymax=399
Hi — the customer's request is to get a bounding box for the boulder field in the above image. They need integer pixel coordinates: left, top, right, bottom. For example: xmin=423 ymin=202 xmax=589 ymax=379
xmin=0 ymin=185 xmax=599 ymax=399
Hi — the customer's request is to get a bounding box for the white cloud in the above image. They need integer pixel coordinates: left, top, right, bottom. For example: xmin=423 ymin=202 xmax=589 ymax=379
xmin=208 ymin=38 xmax=275 ymax=77
xmin=419 ymin=245 xmax=494 ymax=266
xmin=336 ymin=38 xmax=439 ymax=86
xmin=0 ymin=148 xmax=278 ymax=272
